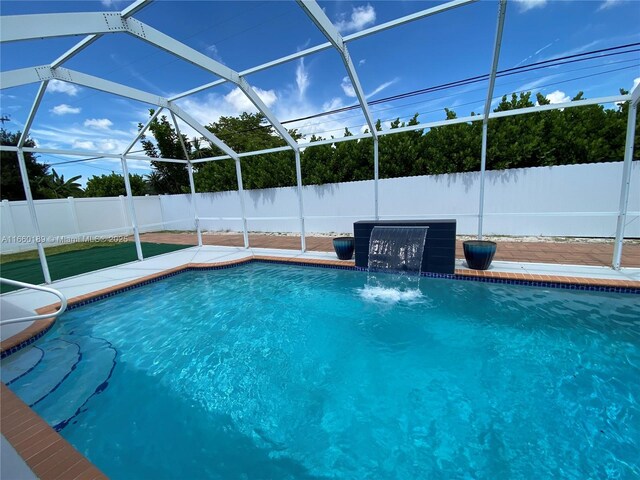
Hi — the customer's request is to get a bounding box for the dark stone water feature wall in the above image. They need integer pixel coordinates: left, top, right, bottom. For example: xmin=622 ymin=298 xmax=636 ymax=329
xmin=354 ymin=220 xmax=457 ymax=274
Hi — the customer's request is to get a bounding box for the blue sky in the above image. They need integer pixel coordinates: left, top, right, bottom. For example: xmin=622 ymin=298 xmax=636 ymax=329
xmin=1 ymin=0 xmax=639 ymax=185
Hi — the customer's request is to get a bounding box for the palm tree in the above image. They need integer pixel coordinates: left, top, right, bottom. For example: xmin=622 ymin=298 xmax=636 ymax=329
xmin=40 ymin=169 xmax=83 ymax=198
xmin=191 ymin=137 xmax=210 ymax=159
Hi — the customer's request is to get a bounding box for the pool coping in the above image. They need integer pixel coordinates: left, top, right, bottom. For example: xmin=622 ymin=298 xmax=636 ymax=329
xmin=0 ymin=384 xmax=106 ymax=480
xmin=2 ymin=254 xmax=639 ymax=478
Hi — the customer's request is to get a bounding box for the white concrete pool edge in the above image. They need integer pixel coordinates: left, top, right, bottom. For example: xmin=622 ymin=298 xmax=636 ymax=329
xmin=2 ymin=245 xmax=639 ymax=343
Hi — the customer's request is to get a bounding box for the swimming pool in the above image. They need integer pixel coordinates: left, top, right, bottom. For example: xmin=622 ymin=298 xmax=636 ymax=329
xmin=2 ymin=262 xmax=639 ymax=479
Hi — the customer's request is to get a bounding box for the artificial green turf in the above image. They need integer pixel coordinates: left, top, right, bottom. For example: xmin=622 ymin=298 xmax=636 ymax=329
xmin=0 ymin=242 xmax=191 ymax=294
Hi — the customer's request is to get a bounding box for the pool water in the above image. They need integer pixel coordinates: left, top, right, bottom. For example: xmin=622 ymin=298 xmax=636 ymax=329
xmin=2 ymin=263 xmax=639 ymax=479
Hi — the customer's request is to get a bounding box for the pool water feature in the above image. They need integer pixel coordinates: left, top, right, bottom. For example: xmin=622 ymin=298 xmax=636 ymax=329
xmin=368 ymin=226 xmax=429 ymax=273
xmin=2 ymin=263 xmax=639 ymax=479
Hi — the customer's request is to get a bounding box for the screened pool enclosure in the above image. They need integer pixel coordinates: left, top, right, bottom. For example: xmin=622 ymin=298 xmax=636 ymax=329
xmin=0 ymin=0 xmax=638 ymax=286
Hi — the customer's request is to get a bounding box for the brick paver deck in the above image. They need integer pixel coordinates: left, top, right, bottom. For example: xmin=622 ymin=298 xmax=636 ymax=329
xmin=138 ymin=232 xmax=640 ymax=268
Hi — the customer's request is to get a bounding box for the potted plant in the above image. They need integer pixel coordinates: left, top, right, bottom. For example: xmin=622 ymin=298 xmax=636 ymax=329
xmin=463 ymin=240 xmax=497 ymax=270
xmin=333 ymin=236 xmax=354 ymax=260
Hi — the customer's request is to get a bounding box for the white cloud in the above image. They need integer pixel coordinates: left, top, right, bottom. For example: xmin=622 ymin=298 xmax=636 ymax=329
xmin=335 ymin=4 xmax=376 ymax=34
xmin=51 ymin=104 xmax=81 ymax=115
xmin=224 ymin=87 xmax=277 ymax=113
xmin=296 ymin=58 xmax=310 ymax=99
xmin=72 ymin=140 xmax=97 ymax=150
xmin=546 ymin=90 xmax=570 ymax=104
xmin=598 ymin=0 xmax=622 ymax=11
xmin=101 ymin=0 xmax=114 ymax=6
xmin=47 ymin=80 xmax=80 ymax=96
xmin=71 ymin=138 xmax=131 ymax=154
xmin=534 ymin=42 xmax=554 ymax=56
xmin=177 ymin=70 xmax=367 ymax=144
xmin=84 ymin=118 xmax=114 ymax=130
xmin=176 ymin=86 xmax=278 ymax=132
xmin=205 ymin=43 xmax=224 ymax=63
xmin=366 ymin=79 xmax=398 ymax=99
xmin=340 ymin=77 xmax=397 ymax=100
xmin=513 ymin=0 xmax=547 ymax=12
xmin=322 ymin=97 xmax=344 ymax=112
xmin=515 ymin=74 xmax=558 ymax=94
xmin=341 ymin=77 xmax=356 ymax=98
xmin=542 ymin=41 xmax=599 ymax=62
xmin=358 ymin=59 xmax=366 ymax=67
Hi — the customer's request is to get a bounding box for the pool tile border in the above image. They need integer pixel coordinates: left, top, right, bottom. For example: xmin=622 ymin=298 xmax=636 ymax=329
xmin=0 ymin=317 xmax=56 ymax=360
xmin=1 ymin=254 xmax=639 ymax=479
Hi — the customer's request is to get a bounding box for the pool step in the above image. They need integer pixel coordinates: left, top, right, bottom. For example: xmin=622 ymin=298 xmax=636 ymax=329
xmin=3 ymin=339 xmax=81 ymax=407
xmin=3 ymin=335 xmax=117 ymax=432
xmin=34 ymin=335 xmax=116 ymax=431
xmin=1 ymin=345 xmax=45 ymax=385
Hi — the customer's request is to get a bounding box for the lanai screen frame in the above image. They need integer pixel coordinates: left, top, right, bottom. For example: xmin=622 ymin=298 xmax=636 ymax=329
xmin=0 ymin=0 xmax=638 ymax=285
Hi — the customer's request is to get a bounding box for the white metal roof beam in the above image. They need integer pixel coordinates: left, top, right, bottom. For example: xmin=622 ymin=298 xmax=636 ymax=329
xmin=0 ymin=145 xmax=187 ymax=164
xmin=121 ymin=0 xmax=153 ymax=18
xmin=0 ymin=11 xmax=298 ymax=149
xmin=0 ymin=65 xmax=169 ymax=106
xmin=169 ymin=0 xmax=476 ymax=101
xmin=482 ymin=0 xmax=507 ymax=121
xmin=18 ymin=81 xmax=48 ymax=148
xmin=631 ymin=82 xmax=640 ymax=106
xmin=169 ymin=111 xmax=191 ymax=161
xmin=172 ymin=94 xmax=630 ymax=162
xmin=296 ymin=0 xmax=377 ymax=138
xmin=346 ymin=0 xmax=477 ymax=42
xmin=1 ymin=64 xmax=239 ymax=162
xmin=123 ymin=107 xmax=163 ymax=155
xmin=117 ymin=17 xmax=297 ymax=149
xmin=121 ymin=16 xmax=298 ymax=149
xmin=1 ymin=66 xmax=49 ymax=89
xmin=51 ymin=0 xmax=153 ymax=68
xmin=50 ymin=35 xmax=100 ymax=69
xmin=169 ymin=104 xmax=241 ymax=161
xmin=0 ymin=13 xmax=130 ymax=42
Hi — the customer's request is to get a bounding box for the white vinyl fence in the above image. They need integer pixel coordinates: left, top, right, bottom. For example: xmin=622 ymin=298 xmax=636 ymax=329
xmin=1 ymin=161 xmax=638 ymax=254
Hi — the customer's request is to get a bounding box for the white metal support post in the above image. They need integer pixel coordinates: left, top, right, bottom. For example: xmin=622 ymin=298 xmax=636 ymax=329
xmin=120 ymin=156 xmax=143 ymax=261
xmin=1 ymin=200 xmax=16 ymax=240
xmin=297 ymin=0 xmax=378 ymax=235
xmin=612 ymin=91 xmax=639 ymax=269
xmin=478 ymin=121 xmax=490 ymax=238
xmin=67 ymin=197 xmax=80 ymax=234
xmin=186 ymin=162 xmax=202 ymax=247
xmin=234 ymin=159 xmax=250 ymax=249
xmin=477 ymin=0 xmax=507 ymax=240
xmin=169 ymin=105 xmax=251 ymax=248
xmin=17 ymin=149 xmax=51 ymax=284
xmin=169 ymin=111 xmax=203 ymax=247
xmin=294 ymin=149 xmax=306 ymax=252
xmin=16 ymin=81 xmax=51 ymax=284
xmin=374 ymin=137 xmax=380 ymax=220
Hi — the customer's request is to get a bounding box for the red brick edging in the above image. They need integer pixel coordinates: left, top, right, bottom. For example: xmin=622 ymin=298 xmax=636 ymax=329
xmin=1 ymin=384 xmax=106 ymax=480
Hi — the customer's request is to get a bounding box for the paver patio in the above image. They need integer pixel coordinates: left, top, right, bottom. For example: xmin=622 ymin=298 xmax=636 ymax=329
xmin=137 ymin=232 xmax=640 ymax=268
